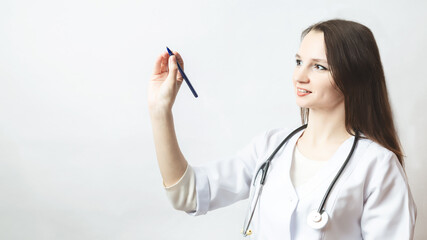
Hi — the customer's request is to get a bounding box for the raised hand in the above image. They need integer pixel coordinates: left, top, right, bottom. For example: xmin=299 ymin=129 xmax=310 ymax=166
xmin=148 ymin=51 xmax=184 ymax=114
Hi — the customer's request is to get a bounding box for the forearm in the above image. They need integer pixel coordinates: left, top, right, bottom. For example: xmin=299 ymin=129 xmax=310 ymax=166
xmin=150 ymin=109 xmax=188 ymax=187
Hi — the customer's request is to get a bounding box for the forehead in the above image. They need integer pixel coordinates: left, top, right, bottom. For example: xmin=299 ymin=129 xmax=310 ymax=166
xmin=298 ymin=30 xmax=327 ymax=60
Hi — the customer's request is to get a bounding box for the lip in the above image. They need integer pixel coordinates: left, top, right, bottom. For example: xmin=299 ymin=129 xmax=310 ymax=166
xmin=296 ymin=87 xmax=312 ymax=96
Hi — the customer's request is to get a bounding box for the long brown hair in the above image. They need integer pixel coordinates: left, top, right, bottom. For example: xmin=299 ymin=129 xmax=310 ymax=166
xmin=300 ymin=19 xmax=404 ymax=166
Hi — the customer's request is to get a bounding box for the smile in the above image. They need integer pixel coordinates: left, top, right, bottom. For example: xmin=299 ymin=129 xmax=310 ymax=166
xmin=298 ymin=88 xmax=310 ymax=93
xmin=297 ymin=88 xmax=312 ymax=96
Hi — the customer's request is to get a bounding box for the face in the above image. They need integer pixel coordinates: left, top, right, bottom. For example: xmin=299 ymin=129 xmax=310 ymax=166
xmin=293 ymin=30 xmax=343 ymax=111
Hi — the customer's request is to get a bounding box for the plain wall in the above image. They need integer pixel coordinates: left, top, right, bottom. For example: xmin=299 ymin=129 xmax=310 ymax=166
xmin=0 ymin=0 xmax=426 ymax=239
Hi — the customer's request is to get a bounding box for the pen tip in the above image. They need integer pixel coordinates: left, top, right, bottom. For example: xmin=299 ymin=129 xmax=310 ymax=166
xmin=166 ymin=46 xmax=173 ymax=56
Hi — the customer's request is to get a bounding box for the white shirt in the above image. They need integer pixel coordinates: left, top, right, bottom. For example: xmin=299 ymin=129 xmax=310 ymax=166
xmin=167 ymin=127 xmax=417 ymax=239
xmin=291 ymin=145 xmax=326 ymax=191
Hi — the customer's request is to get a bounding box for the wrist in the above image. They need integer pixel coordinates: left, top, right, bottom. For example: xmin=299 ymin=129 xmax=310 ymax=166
xmin=149 ymin=107 xmax=173 ymax=120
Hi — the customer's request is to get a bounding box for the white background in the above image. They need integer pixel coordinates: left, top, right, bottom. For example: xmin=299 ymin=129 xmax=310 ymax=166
xmin=0 ymin=0 xmax=426 ymax=239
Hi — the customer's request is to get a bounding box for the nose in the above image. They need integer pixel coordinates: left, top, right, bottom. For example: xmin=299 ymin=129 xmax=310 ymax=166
xmin=293 ymin=66 xmax=310 ymax=84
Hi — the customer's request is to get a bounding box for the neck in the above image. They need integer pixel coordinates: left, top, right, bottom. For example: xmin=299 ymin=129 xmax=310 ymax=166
xmin=302 ymin=101 xmax=352 ymax=145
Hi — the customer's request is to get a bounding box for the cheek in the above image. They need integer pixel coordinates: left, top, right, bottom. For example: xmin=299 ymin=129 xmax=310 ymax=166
xmin=325 ymin=86 xmax=344 ymax=103
xmin=328 ymin=79 xmax=343 ymax=100
xmin=317 ymin=78 xmax=342 ymax=101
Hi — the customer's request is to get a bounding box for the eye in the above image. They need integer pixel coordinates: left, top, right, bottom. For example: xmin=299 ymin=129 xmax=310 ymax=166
xmin=296 ymin=59 xmax=302 ymax=66
xmin=314 ymin=64 xmax=328 ymax=71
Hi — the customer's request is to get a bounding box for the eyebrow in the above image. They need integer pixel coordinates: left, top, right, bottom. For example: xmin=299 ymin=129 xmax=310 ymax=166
xmin=295 ymin=54 xmax=328 ymax=64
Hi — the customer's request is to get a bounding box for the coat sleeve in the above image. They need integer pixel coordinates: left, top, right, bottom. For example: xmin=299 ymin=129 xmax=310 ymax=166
xmin=188 ymin=130 xmax=270 ymax=216
xmin=164 ymin=164 xmax=197 ymax=212
xmin=360 ymin=151 xmax=417 ymax=240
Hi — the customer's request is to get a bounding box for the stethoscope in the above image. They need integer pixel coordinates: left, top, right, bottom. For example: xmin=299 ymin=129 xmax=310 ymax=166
xmin=242 ymin=124 xmax=360 ymax=237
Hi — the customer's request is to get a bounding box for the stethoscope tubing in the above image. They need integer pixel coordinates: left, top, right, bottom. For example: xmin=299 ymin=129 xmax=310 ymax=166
xmin=243 ymin=125 xmax=308 ymax=235
xmin=259 ymin=124 xmax=308 ymax=185
xmin=317 ymin=132 xmax=360 ymax=213
xmin=242 ymin=184 xmax=264 ymax=236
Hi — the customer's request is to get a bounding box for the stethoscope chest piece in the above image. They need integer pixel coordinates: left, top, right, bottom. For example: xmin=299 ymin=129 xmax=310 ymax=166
xmin=307 ymin=210 xmax=329 ymax=229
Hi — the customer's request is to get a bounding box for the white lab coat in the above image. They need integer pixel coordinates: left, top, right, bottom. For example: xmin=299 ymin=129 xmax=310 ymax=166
xmin=190 ymin=127 xmax=417 ymax=239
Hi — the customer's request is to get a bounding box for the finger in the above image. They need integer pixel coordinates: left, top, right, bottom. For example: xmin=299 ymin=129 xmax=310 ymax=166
xmin=173 ymin=51 xmax=184 ymax=70
xmin=160 ymin=52 xmax=169 ymax=73
xmin=176 ymin=78 xmax=183 ymax=92
xmin=166 ymin=55 xmax=179 ymax=87
xmin=173 ymin=51 xmax=184 ymax=80
xmin=152 ymin=54 xmax=163 ymax=75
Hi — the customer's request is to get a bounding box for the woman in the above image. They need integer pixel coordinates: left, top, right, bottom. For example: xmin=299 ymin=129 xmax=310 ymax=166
xmin=148 ymin=19 xmax=417 ymax=239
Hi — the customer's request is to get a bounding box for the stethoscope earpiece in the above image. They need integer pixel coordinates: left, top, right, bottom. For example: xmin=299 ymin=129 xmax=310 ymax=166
xmin=241 ymin=229 xmax=253 ymax=236
xmin=307 ymin=210 xmax=329 ymax=229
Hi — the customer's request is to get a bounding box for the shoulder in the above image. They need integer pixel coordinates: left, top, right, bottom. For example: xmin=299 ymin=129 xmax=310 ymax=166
xmin=358 ymin=138 xmax=401 ymax=169
xmin=264 ymin=126 xmax=301 ymax=142
xmin=256 ymin=127 xmax=299 ymax=149
xmin=250 ymin=127 xmax=295 ymax=143
xmin=354 ymin=137 xmax=407 ymax=187
xmin=248 ymin=126 xmax=300 ymax=156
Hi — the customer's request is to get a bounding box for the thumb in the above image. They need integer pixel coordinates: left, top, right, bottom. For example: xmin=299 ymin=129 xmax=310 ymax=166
xmin=166 ymin=55 xmax=179 ymax=86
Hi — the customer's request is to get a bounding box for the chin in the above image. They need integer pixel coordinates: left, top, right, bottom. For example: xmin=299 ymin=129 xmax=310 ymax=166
xmin=295 ymin=99 xmax=311 ymax=109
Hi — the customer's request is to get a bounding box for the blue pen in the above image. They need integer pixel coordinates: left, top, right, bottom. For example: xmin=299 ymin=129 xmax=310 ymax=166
xmin=166 ymin=47 xmax=198 ymax=98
